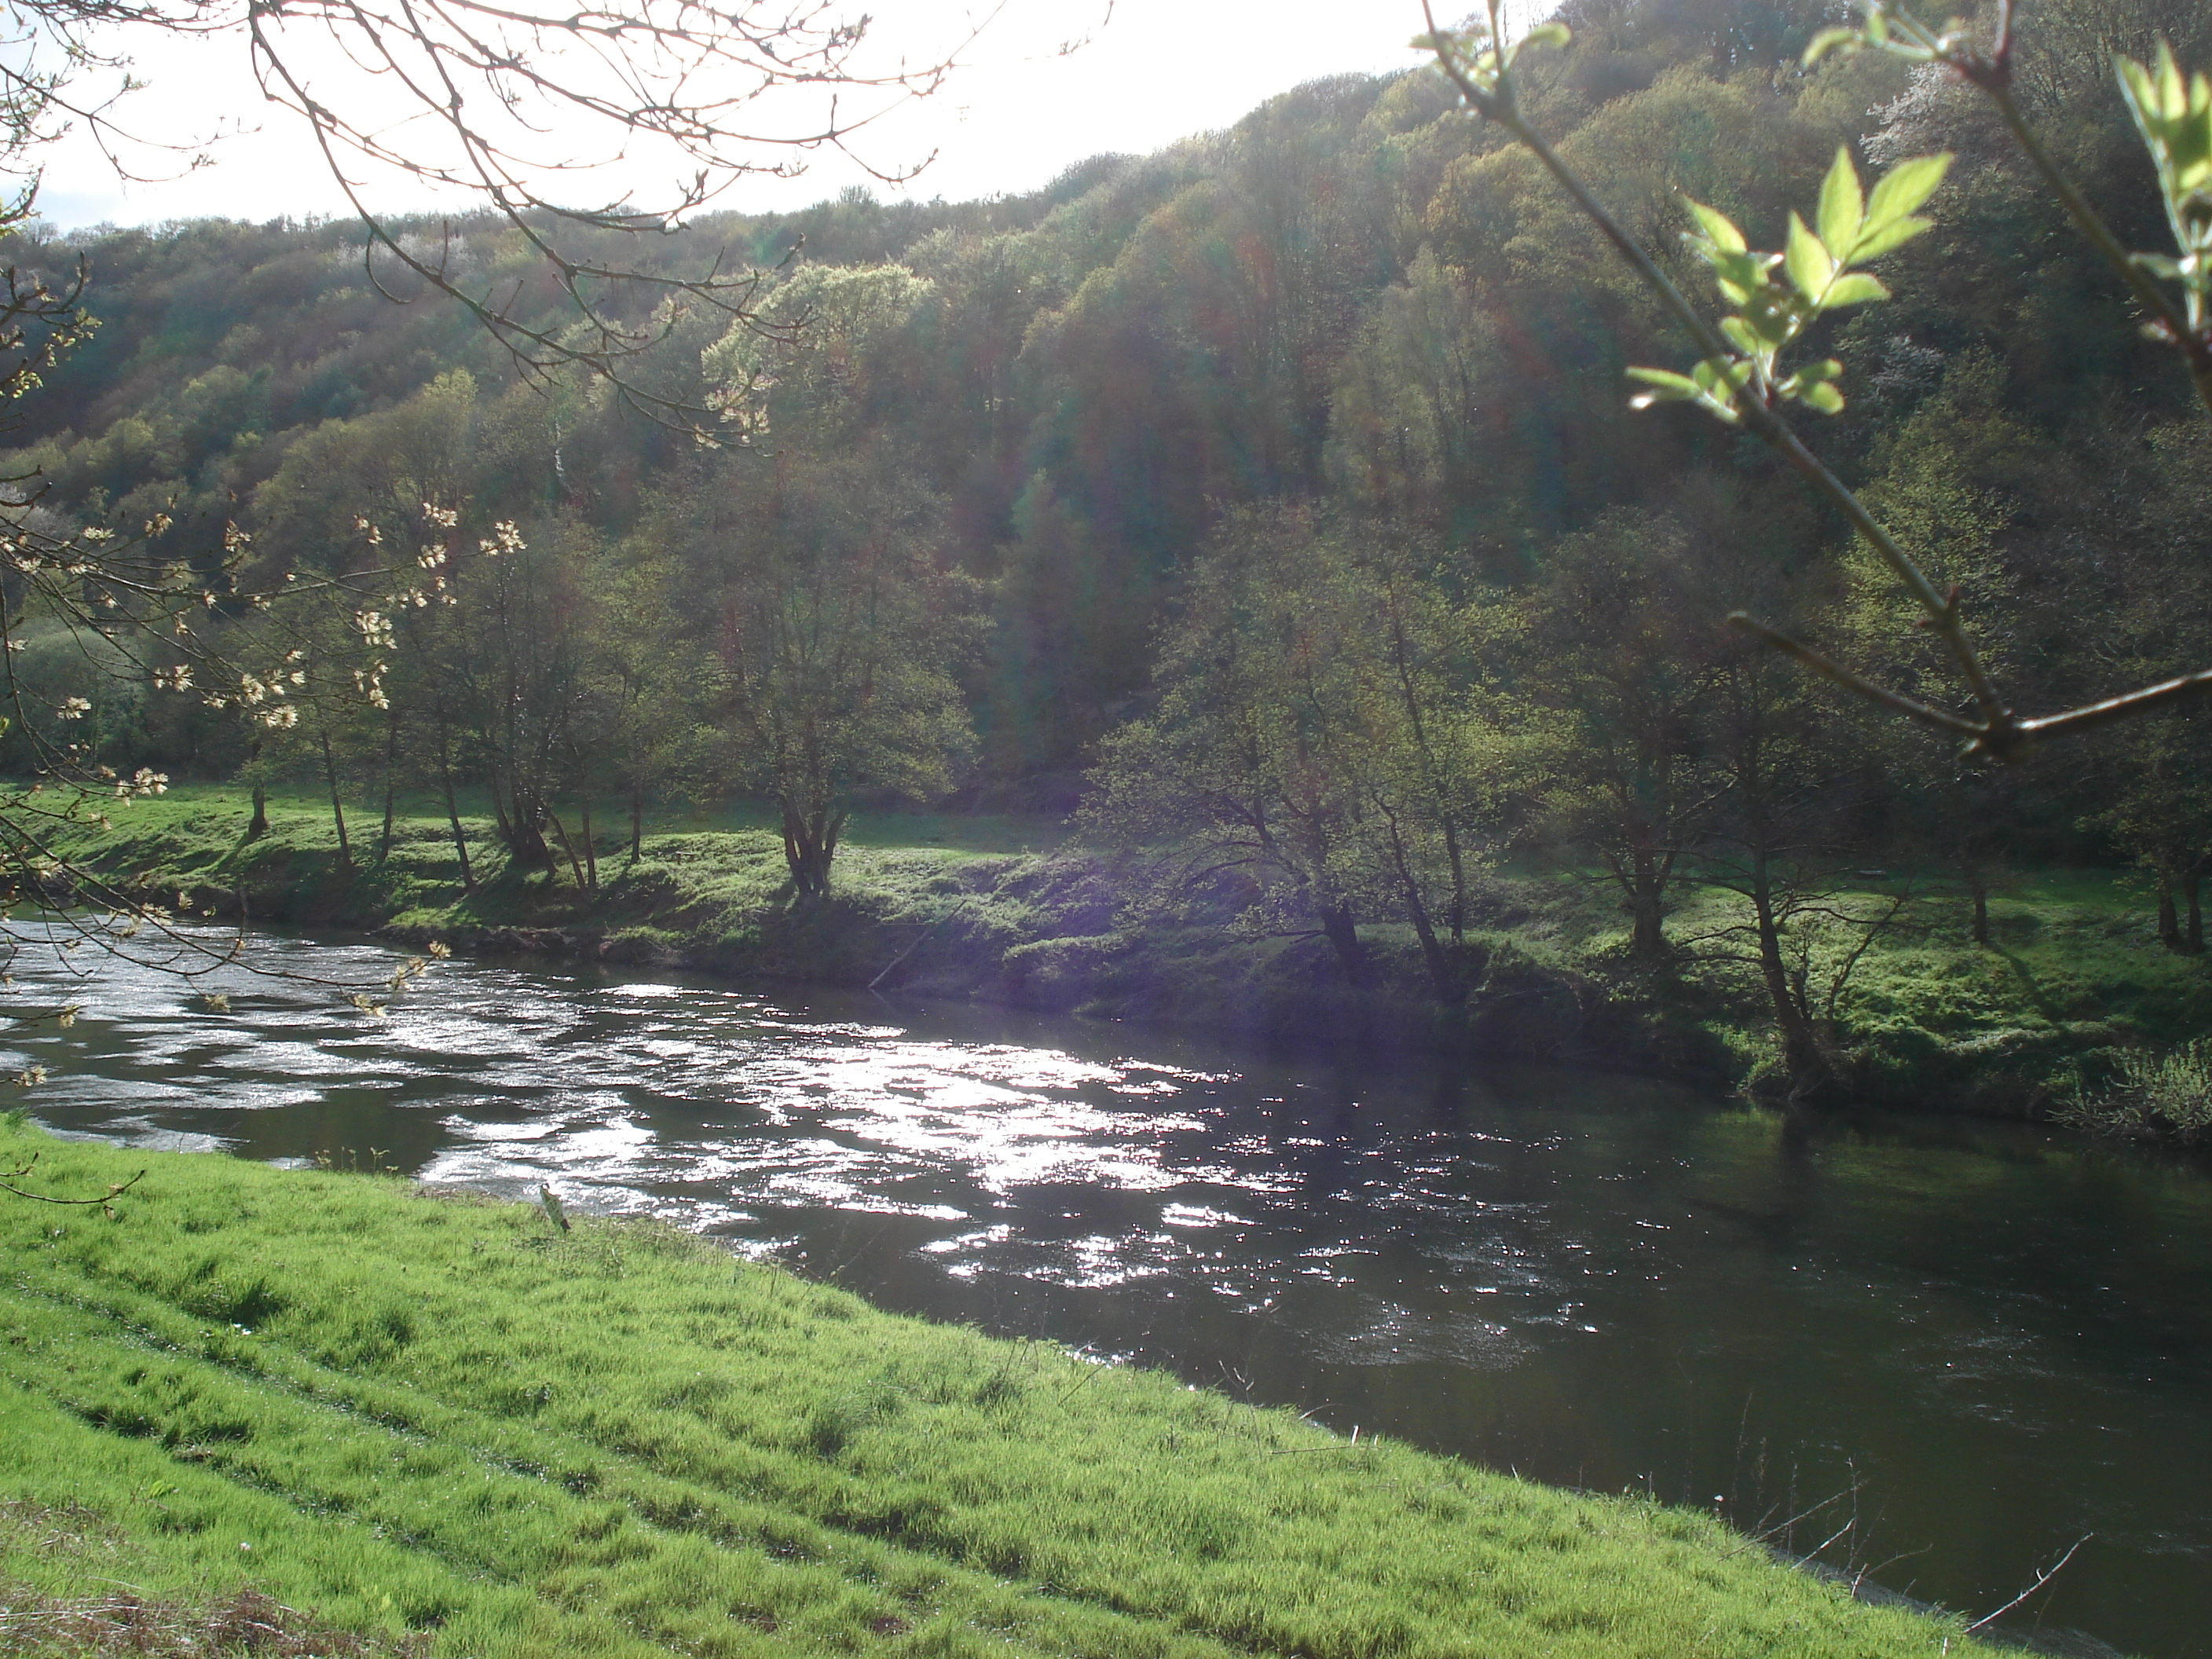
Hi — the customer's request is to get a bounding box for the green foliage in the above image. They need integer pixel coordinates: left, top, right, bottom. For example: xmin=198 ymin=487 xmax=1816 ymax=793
xmin=2119 ymin=44 xmax=2212 ymax=332
xmin=2058 ymin=1036 xmax=2212 ymax=1138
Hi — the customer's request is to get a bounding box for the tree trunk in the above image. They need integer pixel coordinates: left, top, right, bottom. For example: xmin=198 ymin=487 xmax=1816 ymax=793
xmin=2158 ymin=880 xmax=2183 ymax=952
xmin=438 ymin=740 xmax=473 ymax=891
xmin=1968 ymin=868 xmax=1990 ymax=948
xmin=492 ymin=770 xmax=556 ymax=874
xmin=630 ymin=781 xmax=644 ymax=862
xmin=1443 ymin=821 xmax=1467 ymax=945
xmin=1319 ymin=899 xmax=1368 ymax=986
xmin=1404 ymin=892 xmax=1460 ymax=1005
xmin=1751 ymin=854 xmax=1823 ymax=1090
xmin=781 ymin=803 xmax=844 ymax=897
xmin=379 ymin=703 xmax=398 ymax=862
xmin=547 ymin=811 xmax=588 ymax=890
xmin=319 ymin=731 xmax=352 ymax=872
xmin=1382 ymin=813 xmax=1459 ymax=1004
xmin=246 ymin=781 xmax=269 ymax=842
xmin=578 ymin=797 xmax=599 ymax=891
xmin=1625 ymin=849 xmax=1669 ymax=960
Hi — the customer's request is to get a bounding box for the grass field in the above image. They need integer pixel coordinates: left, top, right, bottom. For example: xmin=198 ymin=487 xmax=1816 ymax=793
xmin=0 ymin=1122 xmax=1996 ymax=1658
xmin=18 ymin=782 xmax=2212 ymax=1114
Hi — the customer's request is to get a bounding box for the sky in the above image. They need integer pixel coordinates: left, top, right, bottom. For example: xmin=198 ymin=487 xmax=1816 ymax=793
xmin=31 ymin=2 xmax=1442 ymax=233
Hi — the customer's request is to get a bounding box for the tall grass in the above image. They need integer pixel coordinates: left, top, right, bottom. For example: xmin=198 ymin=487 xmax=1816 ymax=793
xmin=2057 ymin=1039 xmax=2212 ymax=1142
xmin=0 ymin=1125 xmax=1991 ymax=1658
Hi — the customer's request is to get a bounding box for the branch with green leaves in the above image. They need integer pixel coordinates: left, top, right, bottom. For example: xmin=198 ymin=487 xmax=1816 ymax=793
xmin=1625 ymin=149 xmax=1947 ymax=423
xmin=1805 ymin=2 xmax=2212 ymax=418
xmin=1419 ymin=0 xmax=2212 ymax=760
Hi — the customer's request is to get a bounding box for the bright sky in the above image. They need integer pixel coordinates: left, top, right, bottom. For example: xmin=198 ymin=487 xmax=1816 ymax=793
xmin=34 ymin=2 xmax=1442 ymax=232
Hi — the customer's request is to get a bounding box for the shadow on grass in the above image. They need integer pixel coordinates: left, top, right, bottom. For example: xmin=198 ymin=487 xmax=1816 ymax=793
xmin=1987 ymin=943 xmax=2064 ymax=1023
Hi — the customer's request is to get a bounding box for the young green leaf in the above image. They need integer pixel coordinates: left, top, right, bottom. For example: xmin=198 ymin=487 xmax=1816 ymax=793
xmin=1785 ymin=213 xmax=1836 ymax=301
xmin=1845 ymin=214 xmax=1928 ymax=264
xmin=1862 ymin=154 xmax=1951 ymax=241
xmin=1820 ymin=271 xmax=1890 ymax=309
xmin=1626 ymin=367 xmax=1702 ymax=406
xmin=1802 ymin=24 xmax=1862 ymax=65
xmin=1683 ymin=198 xmax=1748 ymax=254
xmin=1779 ymin=357 xmax=1848 ymax=414
xmin=1816 ymin=148 xmax=1864 ymax=260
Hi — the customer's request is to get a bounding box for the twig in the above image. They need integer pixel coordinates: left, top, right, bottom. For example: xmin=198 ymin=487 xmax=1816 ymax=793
xmin=868 ymin=899 xmax=969 ymax=991
xmin=1726 ymin=616 xmax=1981 ymax=736
xmin=0 ymin=1159 xmax=144 ymax=1212
xmin=1965 ymin=1535 xmax=2090 ymax=1632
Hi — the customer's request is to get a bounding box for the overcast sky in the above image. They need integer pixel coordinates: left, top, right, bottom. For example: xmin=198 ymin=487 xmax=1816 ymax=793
xmin=33 ymin=2 xmax=1440 ymax=232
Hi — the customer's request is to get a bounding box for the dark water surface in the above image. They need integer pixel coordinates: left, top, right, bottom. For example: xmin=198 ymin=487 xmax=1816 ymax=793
xmin=9 ymin=927 xmax=2208 ymax=1657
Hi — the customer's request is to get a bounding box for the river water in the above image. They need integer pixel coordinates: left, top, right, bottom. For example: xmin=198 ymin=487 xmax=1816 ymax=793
xmin=8 ymin=926 xmax=2208 ymax=1657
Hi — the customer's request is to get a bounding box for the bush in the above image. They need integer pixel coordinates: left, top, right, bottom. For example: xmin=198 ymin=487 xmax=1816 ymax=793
xmin=2057 ymin=1040 xmax=2212 ymax=1143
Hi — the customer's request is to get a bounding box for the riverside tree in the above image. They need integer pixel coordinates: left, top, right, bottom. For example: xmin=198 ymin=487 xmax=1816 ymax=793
xmin=1085 ymin=507 xmax=1500 ymax=998
xmin=687 ymin=448 xmax=977 ymax=897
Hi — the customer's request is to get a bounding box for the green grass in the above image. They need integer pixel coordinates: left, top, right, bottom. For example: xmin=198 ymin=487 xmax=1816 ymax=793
xmin=1536 ymin=865 xmax=2212 ymax=1108
xmin=0 ymin=1122 xmax=1993 ymax=1658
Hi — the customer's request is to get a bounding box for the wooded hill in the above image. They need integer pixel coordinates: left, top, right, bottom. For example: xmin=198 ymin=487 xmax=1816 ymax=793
xmin=6 ymin=0 xmax=2212 ymax=1081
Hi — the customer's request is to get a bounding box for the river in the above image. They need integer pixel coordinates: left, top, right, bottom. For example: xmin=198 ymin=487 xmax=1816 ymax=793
xmin=8 ymin=925 xmax=2208 ymax=1657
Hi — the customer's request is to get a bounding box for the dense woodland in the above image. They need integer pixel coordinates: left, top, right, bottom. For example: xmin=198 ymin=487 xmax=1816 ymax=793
xmin=5 ymin=0 xmax=2212 ymax=1077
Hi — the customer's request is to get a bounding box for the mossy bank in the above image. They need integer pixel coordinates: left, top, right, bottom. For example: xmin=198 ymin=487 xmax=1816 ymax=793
xmin=0 ymin=1122 xmax=2006 ymax=1658
xmin=28 ymin=785 xmax=2212 ymax=1118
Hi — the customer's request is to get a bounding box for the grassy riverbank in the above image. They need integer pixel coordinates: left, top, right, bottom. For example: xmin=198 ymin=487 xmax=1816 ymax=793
xmin=0 ymin=1123 xmax=1996 ymax=1657
xmin=25 ymin=783 xmax=2212 ymax=1113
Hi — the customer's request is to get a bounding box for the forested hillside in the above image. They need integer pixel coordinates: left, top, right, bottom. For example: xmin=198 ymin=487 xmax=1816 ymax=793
xmin=7 ymin=0 xmax=2212 ymax=1099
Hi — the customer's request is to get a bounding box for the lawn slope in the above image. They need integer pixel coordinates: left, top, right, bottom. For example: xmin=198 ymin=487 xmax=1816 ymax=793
xmin=0 ymin=1125 xmax=1990 ymax=1658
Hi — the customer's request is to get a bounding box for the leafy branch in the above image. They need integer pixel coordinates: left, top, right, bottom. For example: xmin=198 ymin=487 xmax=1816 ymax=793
xmin=1419 ymin=0 xmax=2212 ymax=760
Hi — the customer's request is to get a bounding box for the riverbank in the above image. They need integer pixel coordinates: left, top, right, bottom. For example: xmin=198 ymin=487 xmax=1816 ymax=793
xmin=0 ymin=1121 xmax=1998 ymax=1657
xmin=28 ymin=785 xmax=2212 ymax=1117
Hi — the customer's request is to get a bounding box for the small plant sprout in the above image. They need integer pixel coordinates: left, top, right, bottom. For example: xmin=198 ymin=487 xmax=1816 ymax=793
xmin=2119 ymin=46 xmax=2212 ymax=343
xmin=1628 ymin=149 xmax=1950 ymax=423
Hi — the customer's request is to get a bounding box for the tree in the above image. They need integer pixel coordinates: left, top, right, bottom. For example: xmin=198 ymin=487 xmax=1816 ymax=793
xmin=1510 ymin=505 xmax=1728 ymax=961
xmin=571 ymin=550 xmax=714 ymax=865
xmin=685 ymin=448 xmax=976 ymax=896
xmin=1685 ymin=620 xmax=1882 ymax=1091
xmin=1085 ymin=507 xmax=1499 ymax=999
